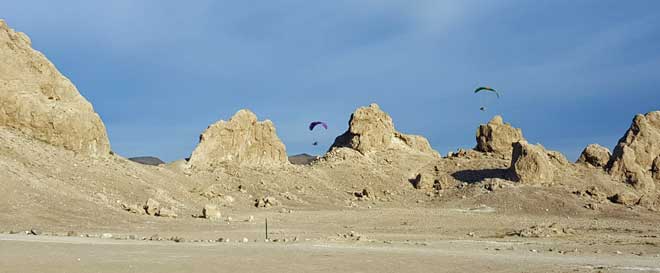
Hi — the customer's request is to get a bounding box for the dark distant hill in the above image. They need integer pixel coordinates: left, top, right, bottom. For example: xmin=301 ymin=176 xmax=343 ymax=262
xmin=129 ymin=156 xmax=165 ymax=166
xmin=288 ymin=154 xmax=317 ymax=165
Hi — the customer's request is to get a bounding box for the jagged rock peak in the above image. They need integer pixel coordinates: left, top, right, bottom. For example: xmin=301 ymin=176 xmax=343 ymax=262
xmin=608 ymin=111 xmax=660 ymax=192
xmin=330 ymin=103 xmax=438 ymax=157
xmin=476 ymin=115 xmax=525 ymax=155
xmin=188 ymin=109 xmax=288 ymax=170
xmin=577 ymin=144 xmax=611 ymax=168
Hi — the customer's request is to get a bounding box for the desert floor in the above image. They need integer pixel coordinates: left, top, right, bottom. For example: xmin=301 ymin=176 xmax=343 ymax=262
xmin=2 ymin=208 xmax=660 ymax=273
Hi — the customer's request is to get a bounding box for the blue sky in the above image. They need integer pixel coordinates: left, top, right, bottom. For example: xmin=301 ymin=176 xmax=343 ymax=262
xmin=3 ymin=1 xmax=659 ymax=161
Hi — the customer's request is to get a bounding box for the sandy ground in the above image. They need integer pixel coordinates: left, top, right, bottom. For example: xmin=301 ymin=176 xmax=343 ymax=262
xmin=2 ymin=236 xmax=660 ymax=273
xmin=2 ymin=208 xmax=660 ymax=273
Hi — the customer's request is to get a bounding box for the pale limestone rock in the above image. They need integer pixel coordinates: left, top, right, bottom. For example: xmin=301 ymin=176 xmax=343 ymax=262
xmin=144 ymin=198 xmax=160 ymax=216
xmin=330 ymin=103 xmax=438 ymax=157
xmin=0 ymin=20 xmax=110 ymax=157
xmin=508 ymin=141 xmax=555 ymax=184
xmin=202 ymin=204 xmax=222 ymax=220
xmin=577 ymin=144 xmax=611 ymax=168
xmin=609 ymin=192 xmax=640 ymax=206
xmin=476 ymin=116 xmax=525 ymax=155
xmin=608 ymin=111 xmax=660 ymax=192
xmin=189 ymin=109 xmax=288 ymax=170
xmin=156 ymin=207 xmax=178 ymax=218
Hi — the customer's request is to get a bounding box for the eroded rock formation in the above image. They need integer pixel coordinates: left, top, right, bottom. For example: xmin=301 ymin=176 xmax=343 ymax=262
xmin=188 ymin=109 xmax=288 ymax=170
xmin=608 ymin=111 xmax=660 ymax=192
xmin=0 ymin=20 xmax=110 ymax=157
xmin=507 ymin=141 xmax=556 ymax=184
xmin=330 ymin=103 xmax=438 ymax=157
xmin=476 ymin=116 xmax=525 ymax=156
xmin=577 ymin=144 xmax=611 ymax=168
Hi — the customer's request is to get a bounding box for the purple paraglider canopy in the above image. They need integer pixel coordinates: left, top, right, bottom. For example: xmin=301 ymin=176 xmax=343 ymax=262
xmin=309 ymin=121 xmax=328 ymax=131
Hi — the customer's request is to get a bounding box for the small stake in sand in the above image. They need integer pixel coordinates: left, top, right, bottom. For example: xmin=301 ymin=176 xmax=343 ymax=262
xmin=265 ymin=218 xmax=269 ymax=240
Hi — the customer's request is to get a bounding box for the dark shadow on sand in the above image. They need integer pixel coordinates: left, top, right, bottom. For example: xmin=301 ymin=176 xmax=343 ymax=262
xmin=451 ymin=168 xmax=509 ymax=184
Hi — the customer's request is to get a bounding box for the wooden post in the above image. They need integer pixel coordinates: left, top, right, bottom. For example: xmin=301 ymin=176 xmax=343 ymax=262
xmin=265 ymin=218 xmax=269 ymax=240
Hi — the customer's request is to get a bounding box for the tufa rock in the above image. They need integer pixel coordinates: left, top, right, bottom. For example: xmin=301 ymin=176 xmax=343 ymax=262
xmin=609 ymin=192 xmax=640 ymax=206
xmin=0 ymin=20 xmax=110 ymax=157
xmin=202 ymin=204 xmax=222 ymax=220
xmin=507 ymin=141 xmax=556 ymax=184
xmin=144 ymin=198 xmax=160 ymax=216
xmin=121 ymin=203 xmax=145 ymax=215
xmin=476 ymin=116 xmax=525 ymax=155
xmin=577 ymin=144 xmax=611 ymax=168
xmin=156 ymin=207 xmax=178 ymax=218
xmin=188 ymin=109 xmax=288 ymax=170
xmin=255 ymin=196 xmax=280 ymax=208
xmin=608 ymin=111 xmax=660 ymax=192
xmin=410 ymin=172 xmax=437 ymax=190
xmin=410 ymin=164 xmax=453 ymax=191
xmin=330 ymin=103 xmax=438 ymax=156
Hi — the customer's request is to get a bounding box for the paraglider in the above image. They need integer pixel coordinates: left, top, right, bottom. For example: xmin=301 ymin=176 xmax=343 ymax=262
xmin=474 ymin=86 xmax=500 ymax=111
xmin=309 ymin=121 xmax=328 ymax=131
xmin=309 ymin=121 xmax=328 ymax=146
xmin=474 ymin=86 xmax=500 ymax=98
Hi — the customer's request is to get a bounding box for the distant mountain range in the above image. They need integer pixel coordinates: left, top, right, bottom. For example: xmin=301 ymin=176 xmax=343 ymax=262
xmin=288 ymin=154 xmax=318 ymax=165
xmin=129 ymin=156 xmax=165 ymax=166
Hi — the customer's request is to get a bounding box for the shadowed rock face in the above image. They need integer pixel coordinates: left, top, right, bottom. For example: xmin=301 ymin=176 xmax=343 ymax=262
xmin=330 ymin=103 xmax=438 ymax=157
xmin=476 ymin=116 xmax=525 ymax=156
xmin=577 ymin=144 xmax=611 ymax=168
xmin=608 ymin=111 xmax=660 ymax=192
xmin=0 ymin=20 xmax=110 ymax=157
xmin=507 ymin=141 xmax=556 ymax=184
xmin=188 ymin=109 xmax=288 ymax=170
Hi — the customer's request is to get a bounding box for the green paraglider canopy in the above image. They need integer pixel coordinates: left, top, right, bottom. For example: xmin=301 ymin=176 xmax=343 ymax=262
xmin=474 ymin=86 xmax=500 ymax=98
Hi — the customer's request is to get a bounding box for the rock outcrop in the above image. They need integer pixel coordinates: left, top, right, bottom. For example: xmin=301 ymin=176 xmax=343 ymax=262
xmin=507 ymin=141 xmax=556 ymax=184
xmin=476 ymin=116 xmax=525 ymax=155
xmin=0 ymin=20 xmax=110 ymax=157
xmin=607 ymin=111 xmax=660 ymax=192
xmin=330 ymin=103 xmax=438 ymax=157
xmin=577 ymin=144 xmax=611 ymax=168
xmin=188 ymin=109 xmax=288 ymax=170
xmin=202 ymin=204 xmax=222 ymax=221
xmin=410 ymin=164 xmax=454 ymax=191
xmin=609 ymin=192 xmax=640 ymax=206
